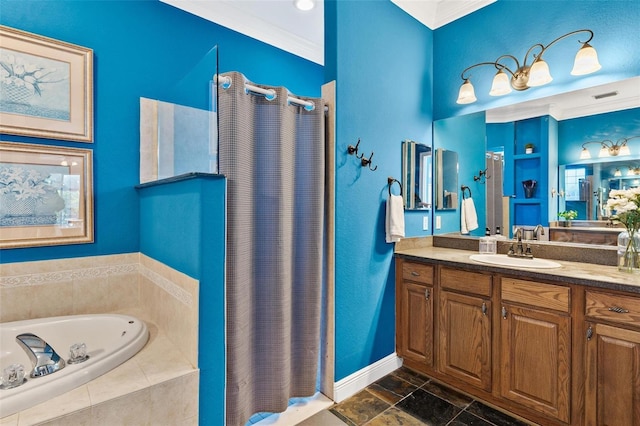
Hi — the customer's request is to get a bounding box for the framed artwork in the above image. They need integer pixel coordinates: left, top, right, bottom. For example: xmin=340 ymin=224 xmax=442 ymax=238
xmin=0 ymin=142 xmax=93 ymax=248
xmin=0 ymin=25 xmax=93 ymax=142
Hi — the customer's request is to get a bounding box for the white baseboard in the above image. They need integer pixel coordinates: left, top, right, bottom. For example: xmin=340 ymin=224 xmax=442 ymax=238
xmin=333 ymin=353 xmax=403 ymax=403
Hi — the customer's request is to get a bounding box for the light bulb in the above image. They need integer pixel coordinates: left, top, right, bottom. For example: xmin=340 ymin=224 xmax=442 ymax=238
xmin=527 ymin=58 xmax=553 ymax=87
xmin=456 ymin=79 xmax=477 ymax=104
xmin=294 ymin=0 xmax=315 ymax=11
xmin=571 ymin=43 xmax=602 ymax=76
xmin=489 ymin=70 xmax=512 ymax=96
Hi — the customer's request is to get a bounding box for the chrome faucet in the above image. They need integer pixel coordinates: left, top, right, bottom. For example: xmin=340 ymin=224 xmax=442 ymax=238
xmin=508 ymin=227 xmax=533 ymax=259
xmin=15 ymin=333 xmax=65 ymax=377
xmin=533 ymin=224 xmax=545 ymax=240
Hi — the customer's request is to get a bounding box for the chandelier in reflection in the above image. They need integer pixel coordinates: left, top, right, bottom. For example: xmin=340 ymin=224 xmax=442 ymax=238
xmin=580 ymin=136 xmax=640 ymax=159
xmin=457 ymin=29 xmax=601 ymax=104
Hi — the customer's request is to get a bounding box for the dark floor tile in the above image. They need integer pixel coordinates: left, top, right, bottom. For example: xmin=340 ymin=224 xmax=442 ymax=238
xmin=396 ymin=388 xmax=461 ymax=425
xmin=368 ymin=374 xmax=418 ymax=404
xmin=447 ymin=411 xmax=494 ymax=426
xmin=465 ymin=401 xmax=529 ymax=426
xmin=392 ymin=366 xmax=430 ymax=387
xmin=365 ymin=406 xmax=425 ymax=426
xmin=421 ymin=381 xmax=473 ymax=409
xmin=330 ymin=389 xmax=391 ymax=426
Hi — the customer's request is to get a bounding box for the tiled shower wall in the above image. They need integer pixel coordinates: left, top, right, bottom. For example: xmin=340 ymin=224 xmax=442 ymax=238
xmin=0 ymin=252 xmax=199 ymax=367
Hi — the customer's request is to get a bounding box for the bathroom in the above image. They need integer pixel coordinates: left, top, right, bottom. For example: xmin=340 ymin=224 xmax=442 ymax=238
xmin=1 ymin=0 xmax=639 ymax=425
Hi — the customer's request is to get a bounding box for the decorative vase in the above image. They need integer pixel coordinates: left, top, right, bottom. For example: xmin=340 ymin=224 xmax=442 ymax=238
xmin=617 ymin=230 xmax=640 ymax=273
xmin=522 ymin=179 xmax=537 ymax=198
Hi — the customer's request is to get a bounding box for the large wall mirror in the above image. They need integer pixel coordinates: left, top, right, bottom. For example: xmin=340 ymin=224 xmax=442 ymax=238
xmin=402 ymin=140 xmax=432 ymax=210
xmin=433 ymin=75 xmax=640 ymax=242
xmin=435 ymin=148 xmax=458 ymax=210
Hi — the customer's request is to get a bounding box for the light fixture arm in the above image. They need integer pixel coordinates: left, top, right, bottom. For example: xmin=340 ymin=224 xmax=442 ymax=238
xmin=535 ymin=29 xmax=595 ymax=60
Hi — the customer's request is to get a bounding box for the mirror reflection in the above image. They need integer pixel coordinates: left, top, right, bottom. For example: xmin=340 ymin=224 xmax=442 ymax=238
xmin=402 ymin=140 xmax=432 ymax=210
xmin=435 ymin=148 xmax=458 ymax=210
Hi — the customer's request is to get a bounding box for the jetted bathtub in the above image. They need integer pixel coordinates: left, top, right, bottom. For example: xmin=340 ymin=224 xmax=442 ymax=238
xmin=0 ymin=314 xmax=149 ymax=418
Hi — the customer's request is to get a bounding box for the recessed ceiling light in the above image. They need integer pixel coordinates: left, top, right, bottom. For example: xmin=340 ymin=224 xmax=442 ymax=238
xmin=294 ymin=0 xmax=315 ymax=11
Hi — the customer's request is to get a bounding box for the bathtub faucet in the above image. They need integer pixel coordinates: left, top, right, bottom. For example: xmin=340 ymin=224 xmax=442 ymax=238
xmin=15 ymin=333 xmax=66 ymax=377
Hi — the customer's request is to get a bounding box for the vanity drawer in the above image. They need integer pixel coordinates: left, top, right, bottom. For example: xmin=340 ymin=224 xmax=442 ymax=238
xmin=585 ymin=291 xmax=640 ymax=327
xmin=501 ymin=278 xmax=570 ymax=313
xmin=402 ymin=262 xmax=434 ymax=285
xmin=440 ymin=267 xmax=491 ymax=297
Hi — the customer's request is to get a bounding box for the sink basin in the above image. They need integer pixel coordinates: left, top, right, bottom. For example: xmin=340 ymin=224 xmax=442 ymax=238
xmin=469 ymin=254 xmax=562 ymax=269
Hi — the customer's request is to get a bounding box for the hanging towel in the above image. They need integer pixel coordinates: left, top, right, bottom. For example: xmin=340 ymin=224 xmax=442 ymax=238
xmin=461 ymin=197 xmax=479 ymax=234
xmin=386 ymin=194 xmax=405 ymax=243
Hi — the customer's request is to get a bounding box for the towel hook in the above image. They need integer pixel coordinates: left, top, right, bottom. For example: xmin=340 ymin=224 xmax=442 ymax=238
xmin=473 ymin=169 xmax=489 ymax=183
xmin=461 ymin=185 xmax=472 ymax=199
xmin=347 ymin=138 xmax=361 ymax=156
xmin=388 ymin=177 xmax=402 ymax=196
xmin=361 ymin=152 xmax=378 ymax=171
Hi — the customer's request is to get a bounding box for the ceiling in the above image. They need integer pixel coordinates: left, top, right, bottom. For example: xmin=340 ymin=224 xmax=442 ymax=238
xmin=160 ymin=0 xmax=496 ymax=65
xmin=161 ymin=0 xmax=639 ymax=121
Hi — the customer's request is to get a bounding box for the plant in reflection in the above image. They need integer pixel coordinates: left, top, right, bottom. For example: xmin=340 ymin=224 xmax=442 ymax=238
xmin=606 ymin=188 xmax=640 ymax=272
xmin=558 ymin=210 xmax=578 ymax=221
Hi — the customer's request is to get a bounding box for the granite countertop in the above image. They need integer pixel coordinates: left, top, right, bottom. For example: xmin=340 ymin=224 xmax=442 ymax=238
xmin=395 ymin=242 xmax=640 ymax=295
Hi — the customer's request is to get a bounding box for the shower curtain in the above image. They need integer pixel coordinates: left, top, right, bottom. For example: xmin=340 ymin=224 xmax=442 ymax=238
xmin=218 ymin=71 xmax=325 ymax=425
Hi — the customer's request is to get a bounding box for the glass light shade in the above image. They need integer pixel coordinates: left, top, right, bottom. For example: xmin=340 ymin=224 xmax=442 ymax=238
xmin=489 ymin=70 xmax=512 ymax=96
xmin=614 ymin=169 xmax=622 ymax=177
xmin=598 ymin=146 xmax=610 ymax=157
xmin=571 ymin=43 xmax=602 ymax=75
xmin=619 ymin=144 xmax=631 ymax=156
xmin=456 ymin=80 xmax=477 ymax=104
xmin=294 ymin=0 xmax=315 ymax=11
xmin=527 ymin=59 xmax=553 ymax=87
xmin=579 ymin=147 xmax=591 ymax=159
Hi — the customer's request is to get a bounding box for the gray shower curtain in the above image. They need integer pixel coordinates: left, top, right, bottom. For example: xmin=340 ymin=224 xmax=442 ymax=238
xmin=218 ymin=71 xmax=325 ymax=426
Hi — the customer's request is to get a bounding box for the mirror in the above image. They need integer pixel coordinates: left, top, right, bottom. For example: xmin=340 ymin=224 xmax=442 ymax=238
xmin=402 ymin=140 xmax=432 ymax=210
xmin=435 ymin=148 xmax=458 ymax=210
xmin=434 ymin=76 xmax=640 ymax=244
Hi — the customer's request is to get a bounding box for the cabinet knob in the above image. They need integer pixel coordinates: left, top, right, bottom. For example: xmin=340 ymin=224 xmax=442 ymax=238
xmin=481 ymin=302 xmax=487 ymax=316
xmin=586 ymin=325 xmax=593 ymax=341
xmin=501 ymin=306 xmax=508 ymax=319
xmin=608 ymin=306 xmax=629 ymax=314
xmin=425 ymin=288 xmax=430 ymax=300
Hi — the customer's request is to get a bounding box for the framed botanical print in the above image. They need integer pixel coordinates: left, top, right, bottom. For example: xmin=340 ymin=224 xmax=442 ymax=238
xmin=0 ymin=25 xmax=93 ymax=142
xmin=0 ymin=142 xmax=94 ymax=248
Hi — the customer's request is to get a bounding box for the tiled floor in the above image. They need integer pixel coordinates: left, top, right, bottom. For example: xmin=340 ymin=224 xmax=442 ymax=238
xmin=299 ymin=367 xmax=531 ymax=426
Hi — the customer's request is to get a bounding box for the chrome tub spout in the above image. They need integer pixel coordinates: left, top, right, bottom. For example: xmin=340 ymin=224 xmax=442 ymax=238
xmin=15 ymin=333 xmax=65 ymax=378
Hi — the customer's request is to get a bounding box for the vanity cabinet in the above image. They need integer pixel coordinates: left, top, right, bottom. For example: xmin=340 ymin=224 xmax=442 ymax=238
xmin=438 ymin=268 xmax=492 ymax=391
xmin=584 ymin=290 xmax=640 ymax=425
xmin=396 ymin=261 xmax=434 ymax=368
xmin=499 ymin=278 xmax=571 ymax=423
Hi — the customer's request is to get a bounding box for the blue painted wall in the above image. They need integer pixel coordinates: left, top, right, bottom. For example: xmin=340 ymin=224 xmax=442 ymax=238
xmin=325 ymin=0 xmax=433 ymax=381
xmin=138 ymin=175 xmax=226 ymax=425
xmin=0 ymin=0 xmax=323 ymax=264
xmin=433 ymin=112 xmax=487 ymax=235
xmin=434 ymin=0 xmax=640 ymax=120
xmin=558 ymin=107 xmax=640 ymax=165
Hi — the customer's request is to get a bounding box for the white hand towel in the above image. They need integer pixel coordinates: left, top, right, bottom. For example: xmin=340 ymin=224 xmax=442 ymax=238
xmin=386 ymin=194 xmax=405 ymax=243
xmin=461 ymin=197 xmax=478 ymax=234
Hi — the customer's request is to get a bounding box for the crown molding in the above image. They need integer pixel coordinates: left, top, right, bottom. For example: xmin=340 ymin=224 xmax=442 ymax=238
xmin=391 ymin=0 xmax=495 ymax=30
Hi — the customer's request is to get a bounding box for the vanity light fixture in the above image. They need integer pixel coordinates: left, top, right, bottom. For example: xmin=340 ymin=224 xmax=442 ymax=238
xmin=614 ymin=168 xmax=623 ymax=177
xmin=579 ymin=136 xmax=640 ymax=159
xmin=456 ymin=29 xmax=601 ymax=104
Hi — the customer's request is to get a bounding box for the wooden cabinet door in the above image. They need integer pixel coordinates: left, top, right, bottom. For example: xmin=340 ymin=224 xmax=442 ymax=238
xmin=585 ymin=323 xmax=640 ymax=426
xmin=399 ymin=281 xmax=433 ymax=367
xmin=439 ymin=290 xmax=491 ymax=391
xmin=500 ymin=303 xmax=571 ymax=423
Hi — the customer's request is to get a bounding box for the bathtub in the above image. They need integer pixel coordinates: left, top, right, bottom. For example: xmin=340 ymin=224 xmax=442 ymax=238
xmin=0 ymin=314 xmax=149 ymax=418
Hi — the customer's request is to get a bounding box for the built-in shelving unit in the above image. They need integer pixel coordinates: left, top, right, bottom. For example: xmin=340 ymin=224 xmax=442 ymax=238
xmin=503 ymin=116 xmax=558 ymax=234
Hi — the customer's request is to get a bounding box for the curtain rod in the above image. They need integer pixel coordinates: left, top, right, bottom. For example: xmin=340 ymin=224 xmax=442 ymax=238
xmin=216 ymin=75 xmax=316 ymax=111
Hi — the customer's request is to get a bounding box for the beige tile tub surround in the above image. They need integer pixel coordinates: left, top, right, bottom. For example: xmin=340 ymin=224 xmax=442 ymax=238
xmin=0 ymin=253 xmax=200 ymax=424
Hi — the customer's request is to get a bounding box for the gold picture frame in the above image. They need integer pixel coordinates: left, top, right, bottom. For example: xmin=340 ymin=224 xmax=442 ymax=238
xmin=0 ymin=25 xmax=93 ymax=142
xmin=0 ymin=142 xmax=93 ymax=248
